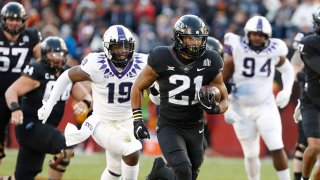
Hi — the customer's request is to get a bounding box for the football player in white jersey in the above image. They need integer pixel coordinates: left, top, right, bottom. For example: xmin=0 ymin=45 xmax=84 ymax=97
xmin=37 ymin=25 xmax=148 ymax=180
xmin=223 ymin=16 xmax=294 ymax=180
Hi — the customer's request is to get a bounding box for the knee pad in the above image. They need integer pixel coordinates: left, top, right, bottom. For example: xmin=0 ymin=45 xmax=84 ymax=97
xmin=49 ymin=148 xmax=74 ymax=173
xmin=175 ymin=165 xmax=192 ymax=178
xmin=294 ymin=144 xmax=306 ymax=161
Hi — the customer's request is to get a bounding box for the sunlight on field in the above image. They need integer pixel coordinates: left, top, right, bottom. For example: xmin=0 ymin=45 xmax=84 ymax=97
xmin=0 ymin=149 xmax=288 ymax=180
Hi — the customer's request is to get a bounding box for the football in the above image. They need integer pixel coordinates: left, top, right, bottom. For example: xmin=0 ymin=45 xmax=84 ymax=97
xmin=199 ymin=85 xmax=221 ymax=103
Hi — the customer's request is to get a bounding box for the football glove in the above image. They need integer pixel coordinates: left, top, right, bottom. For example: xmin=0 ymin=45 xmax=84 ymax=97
xmin=224 ymin=109 xmax=239 ymax=124
xmin=276 ymin=90 xmax=291 ymax=109
xmin=132 ymin=108 xmax=150 ymax=140
xmin=133 ymin=120 xmax=150 ymax=140
xmin=38 ymin=100 xmax=55 ymax=124
xmin=197 ymin=86 xmax=220 ymax=114
xmin=293 ymin=100 xmax=302 ymax=123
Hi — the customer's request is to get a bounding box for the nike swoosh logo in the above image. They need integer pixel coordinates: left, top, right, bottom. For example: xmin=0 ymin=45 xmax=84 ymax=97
xmin=197 ymin=68 xmax=205 ymax=71
xmin=197 ymin=92 xmax=212 ymax=109
xmin=199 ymin=129 xmax=204 ymax=133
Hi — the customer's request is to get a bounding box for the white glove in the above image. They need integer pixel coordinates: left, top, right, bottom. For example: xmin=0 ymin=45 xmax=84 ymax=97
xmin=224 ymin=109 xmax=241 ymax=124
xmin=38 ymin=101 xmax=55 ymax=124
xmin=276 ymin=90 xmax=291 ymax=108
xmin=293 ymin=100 xmax=302 ymax=123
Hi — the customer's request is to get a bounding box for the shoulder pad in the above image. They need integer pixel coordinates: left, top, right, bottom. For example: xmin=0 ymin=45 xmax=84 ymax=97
xmin=268 ymin=38 xmax=288 ymax=57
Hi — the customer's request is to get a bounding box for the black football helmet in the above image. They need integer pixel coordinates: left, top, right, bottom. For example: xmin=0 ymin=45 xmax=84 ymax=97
xmin=313 ymin=8 xmax=320 ymax=35
xmin=206 ymin=37 xmax=223 ymax=57
xmin=41 ymin=36 xmax=68 ymax=72
xmin=1 ymin=2 xmax=27 ymax=35
xmin=173 ymin=14 xmax=208 ymax=60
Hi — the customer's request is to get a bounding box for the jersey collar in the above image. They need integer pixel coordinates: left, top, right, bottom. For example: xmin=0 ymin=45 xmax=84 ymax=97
xmin=107 ymin=58 xmax=133 ymax=79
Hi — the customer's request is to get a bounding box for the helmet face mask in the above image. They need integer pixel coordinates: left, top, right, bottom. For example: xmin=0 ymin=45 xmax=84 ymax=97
xmin=103 ymin=25 xmax=135 ymax=68
xmin=1 ymin=2 xmax=27 ymax=35
xmin=244 ymin=16 xmax=271 ymax=52
xmin=248 ymin=32 xmax=268 ymax=48
xmin=45 ymin=51 xmax=67 ymax=70
xmin=173 ymin=15 xmax=208 ymax=60
xmin=41 ymin=36 xmax=68 ymax=72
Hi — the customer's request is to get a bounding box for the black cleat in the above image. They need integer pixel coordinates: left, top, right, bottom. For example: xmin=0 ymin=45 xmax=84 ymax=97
xmin=146 ymin=157 xmax=165 ymax=180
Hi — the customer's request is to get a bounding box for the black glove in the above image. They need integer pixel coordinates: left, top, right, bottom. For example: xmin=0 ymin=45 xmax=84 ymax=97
xmin=132 ymin=108 xmax=150 ymax=140
xmin=197 ymin=86 xmax=221 ymax=114
xmin=133 ymin=120 xmax=150 ymax=140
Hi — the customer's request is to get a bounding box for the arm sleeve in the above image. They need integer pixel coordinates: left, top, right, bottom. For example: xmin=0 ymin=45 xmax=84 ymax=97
xmin=276 ymin=59 xmax=294 ymax=91
xmin=46 ymin=69 xmax=72 ymax=105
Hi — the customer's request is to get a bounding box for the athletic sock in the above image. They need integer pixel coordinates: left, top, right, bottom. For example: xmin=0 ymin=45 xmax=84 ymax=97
xmin=100 ymin=168 xmax=120 ymax=180
xmin=121 ymin=160 xmax=139 ymax=180
xmin=277 ymin=169 xmax=290 ymax=180
xmin=294 ymin=172 xmax=302 ymax=180
xmin=244 ymin=156 xmax=260 ymax=180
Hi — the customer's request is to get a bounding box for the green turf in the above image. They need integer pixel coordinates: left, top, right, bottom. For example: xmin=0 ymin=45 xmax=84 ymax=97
xmin=0 ymin=149 xmax=288 ymax=180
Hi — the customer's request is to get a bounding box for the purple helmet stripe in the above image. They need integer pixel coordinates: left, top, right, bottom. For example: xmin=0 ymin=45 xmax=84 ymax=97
xmin=257 ymin=18 xmax=263 ymax=32
xmin=116 ymin=26 xmax=127 ymax=42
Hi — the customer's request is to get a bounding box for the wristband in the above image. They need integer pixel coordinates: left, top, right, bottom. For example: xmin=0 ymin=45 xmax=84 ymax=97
xmin=10 ymin=102 xmax=21 ymax=112
xmin=82 ymin=99 xmax=91 ymax=109
xmin=132 ymin=108 xmax=142 ymax=121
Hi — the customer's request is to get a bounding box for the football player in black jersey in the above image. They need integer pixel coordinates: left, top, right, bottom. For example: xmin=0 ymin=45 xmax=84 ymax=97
xmin=5 ymin=36 xmax=92 ymax=180
xmin=291 ymin=31 xmax=309 ymax=180
xmin=298 ymin=8 xmax=320 ymax=180
xmin=203 ymin=37 xmax=224 ymax=154
xmin=148 ymin=36 xmax=224 ymax=156
xmin=0 ymin=2 xmax=41 ymax=165
xmin=131 ymin=15 xmax=228 ymax=180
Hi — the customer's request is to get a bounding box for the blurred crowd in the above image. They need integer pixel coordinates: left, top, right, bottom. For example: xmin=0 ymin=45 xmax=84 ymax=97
xmin=2 ymin=0 xmax=320 ymax=64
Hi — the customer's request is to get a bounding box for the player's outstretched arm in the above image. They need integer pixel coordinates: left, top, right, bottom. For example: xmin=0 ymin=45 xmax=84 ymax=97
xmin=38 ymin=66 xmax=91 ymax=123
xmin=275 ymin=56 xmax=294 ymax=108
xmin=131 ymin=65 xmax=158 ymax=109
xmin=131 ymin=65 xmax=158 ymax=140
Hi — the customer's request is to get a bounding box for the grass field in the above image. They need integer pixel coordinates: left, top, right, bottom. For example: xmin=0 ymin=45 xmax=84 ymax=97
xmin=0 ymin=149 xmax=291 ymax=180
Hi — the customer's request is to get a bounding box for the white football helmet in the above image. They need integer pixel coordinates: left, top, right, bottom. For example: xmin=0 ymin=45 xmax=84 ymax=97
xmin=244 ymin=16 xmax=272 ymax=50
xmin=103 ymin=25 xmax=135 ymax=68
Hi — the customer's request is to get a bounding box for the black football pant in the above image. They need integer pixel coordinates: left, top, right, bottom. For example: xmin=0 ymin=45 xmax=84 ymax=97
xmin=301 ymin=92 xmax=320 ymax=138
xmin=14 ymin=121 xmax=66 ymax=180
xmin=157 ymin=124 xmax=204 ymax=180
